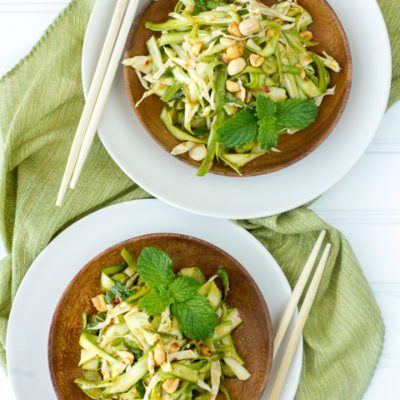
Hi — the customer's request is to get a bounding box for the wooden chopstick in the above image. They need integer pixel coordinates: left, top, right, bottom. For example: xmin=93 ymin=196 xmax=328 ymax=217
xmin=273 ymin=230 xmax=326 ymax=358
xmin=56 ymin=0 xmax=129 ymax=206
xmin=69 ymin=0 xmax=140 ymax=190
xmin=269 ymin=242 xmax=332 ymax=400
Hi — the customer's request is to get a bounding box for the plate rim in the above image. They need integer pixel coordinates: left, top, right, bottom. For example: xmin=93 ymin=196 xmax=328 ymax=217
xmin=6 ymin=199 xmax=303 ymax=400
xmin=81 ymin=0 xmax=392 ymax=219
xmin=48 ymin=232 xmax=274 ymax=399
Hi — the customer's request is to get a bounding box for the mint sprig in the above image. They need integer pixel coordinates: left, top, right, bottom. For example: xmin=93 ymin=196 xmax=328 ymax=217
xmin=136 ymin=247 xmax=217 ymax=340
xmin=276 ymin=98 xmax=318 ymax=130
xmin=256 ymin=93 xmax=277 ymax=118
xmin=170 ymin=277 xmax=201 ymax=303
xmin=217 ymin=108 xmax=258 ymax=148
xmin=137 ymin=247 xmax=175 ymax=288
xmin=171 ymin=297 xmax=217 ymax=340
xmin=139 ymin=286 xmax=171 ymax=316
xmin=218 ymin=95 xmax=318 ymax=151
xmin=258 ymin=115 xmax=279 ymax=150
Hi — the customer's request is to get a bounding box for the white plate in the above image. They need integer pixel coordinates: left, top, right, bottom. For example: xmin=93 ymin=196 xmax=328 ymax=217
xmin=7 ymin=199 xmax=302 ymax=400
xmin=82 ymin=0 xmax=391 ymax=219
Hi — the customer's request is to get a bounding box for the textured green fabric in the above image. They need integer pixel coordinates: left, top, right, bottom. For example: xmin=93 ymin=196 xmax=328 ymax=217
xmin=0 ymin=0 xmax=398 ymax=398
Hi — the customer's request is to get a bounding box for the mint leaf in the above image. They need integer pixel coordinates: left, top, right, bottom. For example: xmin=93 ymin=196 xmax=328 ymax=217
xmin=139 ymin=286 xmax=171 ymax=316
xmin=104 ymin=290 xmax=115 ymax=304
xmin=110 ymin=282 xmax=133 ymax=300
xmin=124 ymin=339 xmax=144 ymax=359
xmin=138 ymin=247 xmax=175 ymax=288
xmin=85 ymin=314 xmax=106 ymax=334
xmin=217 ymin=108 xmax=258 ymax=148
xmin=194 ymin=0 xmax=220 ymax=13
xmin=170 ymin=277 xmax=201 ymax=303
xmin=217 ymin=266 xmax=229 ymax=300
xmin=258 ymin=115 xmax=279 ymax=150
xmin=256 ymin=94 xmax=277 ymax=119
xmin=172 ymin=295 xmax=217 ymax=340
xmin=276 ymin=99 xmax=318 ymax=130
xmin=136 ymin=381 xmax=146 ymax=398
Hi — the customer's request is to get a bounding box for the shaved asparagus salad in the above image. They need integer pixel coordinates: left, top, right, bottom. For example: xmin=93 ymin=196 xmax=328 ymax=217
xmin=124 ymin=0 xmax=340 ymax=176
xmin=75 ymin=247 xmax=249 ymax=399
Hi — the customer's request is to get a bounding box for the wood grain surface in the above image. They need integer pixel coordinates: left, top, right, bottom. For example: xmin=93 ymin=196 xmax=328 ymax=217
xmin=124 ymin=0 xmax=352 ymax=176
xmin=48 ymin=233 xmax=273 ymax=400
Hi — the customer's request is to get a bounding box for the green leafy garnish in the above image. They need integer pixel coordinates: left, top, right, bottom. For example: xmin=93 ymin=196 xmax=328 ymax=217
xmin=276 ymin=98 xmax=319 ymax=130
xmin=85 ymin=314 xmax=106 ymax=333
xmin=110 ymin=282 xmax=133 ymax=300
xmin=104 ymin=290 xmax=115 ymax=304
xmin=124 ymin=340 xmax=144 ymax=360
xmin=171 ymin=296 xmax=217 ymax=340
xmin=217 ymin=108 xmax=258 ymax=148
xmin=218 ymin=95 xmax=318 ymax=151
xmin=170 ymin=277 xmax=201 ymax=303
xmin=256 ymin=93 xmax=277 ymax=118
xmin=139 ymin=287 xmax=171 ymax=316
xmin=137 ymin=248 xmax=217 ymax=339
xmin=217 ymin=266 xmax=230 ymax=300
xmin=258 ymin=115 xmax=279 ymax=150
xmin=137 ymin=247 xmax=175 ymax=288
xmin=193 ymin=0 xmax=221 ymax=13
xmin=136 ymin=381 xmax=146 ymax=398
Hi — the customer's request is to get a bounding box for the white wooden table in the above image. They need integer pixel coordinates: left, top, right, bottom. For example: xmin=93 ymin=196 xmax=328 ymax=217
xmin=0 ymin=1 xmax=399 ymax=398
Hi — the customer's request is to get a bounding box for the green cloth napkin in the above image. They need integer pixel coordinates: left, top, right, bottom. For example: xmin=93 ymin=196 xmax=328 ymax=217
xmin=0 ymin=0 xmax=398 ymax=398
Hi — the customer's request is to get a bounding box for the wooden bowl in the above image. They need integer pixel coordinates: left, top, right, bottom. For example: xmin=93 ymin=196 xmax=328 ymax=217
xmin=48 ymin=233 xmax=273 ymax=399
xmin=124 ymin=0 xmax=352 ymax=176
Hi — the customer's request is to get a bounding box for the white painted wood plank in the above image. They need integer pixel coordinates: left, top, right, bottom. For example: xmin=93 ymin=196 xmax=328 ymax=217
xmin=0 ymin=1 xmax=65 ymax=3
xmin=0 ymin=3 xmax=399 ymax=400
xmin=0 ymin=12 xmax=61 ymax=76
xmin=364 ymin=368 xmax=400 ymax=400
xmin=312 ymin=103 xmax=400 ymax=212
xmin=312 ymin=153 xmax=400 ymax=211
xmin=316 ymin=224 xmax=400 ymax=283
xmin=374 ymin=289 xmax=400 ymax=356
xmin=367 ymin=102 xmax=400 ymax=153
xmin=0 ymin=1 xmax=68 ymax=13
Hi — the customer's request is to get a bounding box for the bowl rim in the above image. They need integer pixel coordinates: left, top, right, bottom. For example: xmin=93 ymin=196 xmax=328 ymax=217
xmin=48 ymin=232 xmax=274 ymax=400
xmin=122 ymin=0 xmax=353 ymax=177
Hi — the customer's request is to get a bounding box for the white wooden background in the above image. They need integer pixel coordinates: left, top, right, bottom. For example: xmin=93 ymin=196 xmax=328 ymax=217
xmin=0 ymin=1 xmax=399 ymax=399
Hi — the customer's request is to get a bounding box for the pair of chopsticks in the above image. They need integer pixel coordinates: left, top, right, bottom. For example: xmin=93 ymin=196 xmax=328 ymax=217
xmin=269 ymin=230 xmax=331 ymax=399
xmin=56 ymin=0 xmax=140 ymax=206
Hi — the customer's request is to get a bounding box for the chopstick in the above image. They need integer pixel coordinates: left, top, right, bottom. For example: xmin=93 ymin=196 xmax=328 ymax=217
xmin=269 ymin=241 xmax=332 ymax=400
xmin=56 ymin=0 xmax=128 ymax=206
xmin=69 ymin=0 xmax=140 ymax=190
xmin=56 ymin=0 xmax=140 ymax=205
xmin=273 ymin=229 xmax=326 ymax=358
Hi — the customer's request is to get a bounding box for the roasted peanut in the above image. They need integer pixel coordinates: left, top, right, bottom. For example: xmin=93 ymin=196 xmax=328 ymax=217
xmin=266 ymin=27 xmax=277 ymax=37
xmin=162 ymin=378 xmax=180 ymax=394
xmin=239 ymin=18 xmax=260 ymax=36
xmin=228 ymin=22 xmax=242 ymax=37
xmin=300 ymin=30 xmax=313 ymax=41
xmin=227 ymin=57 xmax=246 ymax=76
xmin=191 ymin=42 xmax=203 ymax=56
xmin=249 ymin=54 xmax=264 ymax=67
xmin=154 ymin=343 xmax=166 ymax=366
xmin=220 ymin=37 xmax=236 ymax=46
xmin=222 ymin=53 xmax=231 ymax=64
xmin=226 ymin=80 xmax=241 ymax=93
xmin=144 ymin=331 xmax=160 ymax=346
xmin=189 ymin=144 xmax=207 ymax=161
xmin=245 ymin=90 xmax=253 ymax=103
xmin=226 ymin=43 xmax=244 ymax=60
